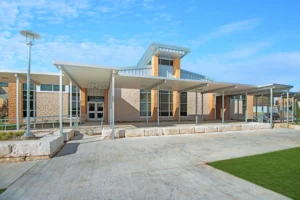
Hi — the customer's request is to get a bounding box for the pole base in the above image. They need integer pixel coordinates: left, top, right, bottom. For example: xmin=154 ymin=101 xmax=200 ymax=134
xmin=21 ymin=133 xmax=36 ymax=140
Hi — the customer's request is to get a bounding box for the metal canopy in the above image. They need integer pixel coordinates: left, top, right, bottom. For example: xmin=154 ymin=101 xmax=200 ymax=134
xmin=0 ymin=70 xmax=69 ymax=85
xmin=53 ymin=61 xmax=117 ymax=89
xmin=51 ymin=62 xmax=295 ymax=95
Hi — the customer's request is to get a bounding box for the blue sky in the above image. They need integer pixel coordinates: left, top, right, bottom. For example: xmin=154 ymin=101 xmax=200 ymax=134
xmin=1 ymin=0 xmax=300 ymax=90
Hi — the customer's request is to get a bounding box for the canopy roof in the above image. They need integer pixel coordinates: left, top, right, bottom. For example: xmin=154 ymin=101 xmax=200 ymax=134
xmin=52 ymin=61 xmax=295 ymax=96
xmin=0 ymin=70 xmax=69 ymax=85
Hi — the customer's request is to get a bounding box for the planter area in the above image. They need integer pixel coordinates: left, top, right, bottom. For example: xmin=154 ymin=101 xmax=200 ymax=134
xmin=102 ymin=122 xmax=271 ymax=139
xmin=0 ymin=129 xmax=74 ymax=163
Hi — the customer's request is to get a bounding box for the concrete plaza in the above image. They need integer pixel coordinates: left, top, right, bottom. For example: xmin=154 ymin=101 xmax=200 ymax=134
xmin=1 ymin=128 xmax=300 ymax=200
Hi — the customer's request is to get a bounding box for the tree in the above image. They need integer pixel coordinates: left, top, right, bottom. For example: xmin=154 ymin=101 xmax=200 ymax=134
xmin=0 ymin=100 xmax=8 ymax=119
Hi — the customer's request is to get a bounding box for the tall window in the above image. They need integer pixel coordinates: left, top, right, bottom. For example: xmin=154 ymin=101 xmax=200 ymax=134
xmin=140 ymin=90 xmax=151 ymax=117
xmin=180 ymin=92 xmax=187 ymax=116
xmin=159 ymin=91 xmax=173 ymax=116
xmin=70 ymin=86 xmax=80 ymax=117
xmin=23 ymin=83 xmax=35 ymax=117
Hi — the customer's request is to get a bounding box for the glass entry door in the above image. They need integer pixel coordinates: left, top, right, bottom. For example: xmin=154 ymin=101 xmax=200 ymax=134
xmin=87 ymin=102 xmax=104 ymax=121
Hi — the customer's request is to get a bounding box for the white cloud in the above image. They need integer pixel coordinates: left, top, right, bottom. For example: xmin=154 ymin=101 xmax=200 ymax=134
xmin=184 ymin=50 xmax=300 ymax=89
xmin=190 ymin=18 xmax=262 ymax=46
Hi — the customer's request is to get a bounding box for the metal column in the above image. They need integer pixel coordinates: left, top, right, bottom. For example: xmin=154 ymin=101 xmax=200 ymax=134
xmin=59 ymin=67 xmax=63 ymax=135
xmin=237 ymin=96 xmax=239 ymax=120
xmin=178 ymin=92 xmax=181 ymax=122
xmin=201 ymin=93 xmax=204 ymax=121
xmin=262 ymin=94 xmax=264 ymax=116
xmin=24 ymin=43 xmax=33 ymax=137
xmin=286 ymin=90 xmax=289 ymax=128
xmin=245 ymin=92 xmax=248 ymax=123
xmin=270 ymin=88 xmax=273 ymax=128
xmin=15 ymin=74 xmax=19 ymax=130
xmin=33 ymin=84 xmax=36 ymax=129
xmin=111 ymin=70 xmax=115 ymax=139
xmin=280 ymin=95 xmax=283 ymax=122
xmin=157 ymin=86 xmax=159 ymax=126
xmin=292 ymin=96 xmax=295 ymax=123
xmin=76 ymin=87 xmax=78 ymax=126
xmin=222 ymin=90 xmax=225 ymax=124
xmin=69 ymin=81 xmax=72 ymax=128
xmin=195 ymin=90 xmax=198 ymax=125
xmin=146 ymin=90 xmax=148 ymax=123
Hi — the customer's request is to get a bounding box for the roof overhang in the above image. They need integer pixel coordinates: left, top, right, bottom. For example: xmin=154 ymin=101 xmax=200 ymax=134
xmin=0 ymin=70 xmax=69 ymax=85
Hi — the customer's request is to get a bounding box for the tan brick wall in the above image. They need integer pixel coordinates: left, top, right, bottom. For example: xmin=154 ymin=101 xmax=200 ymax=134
xmin=151 ymin=55 xmax=159 ymax=121
xmin=207 ymin=93 xmax=215 ymax=120
xmin=36 ymin=92 xmax=68 ymax=117
xmin=104 ymin=89 xmax=108 ymax=123
xmin=173 ymin=57 xmax=180 ymax=121
xmin=8 ymin=83 xmax=22 ymax=123
xmin=216 ymin=95 xmax=230 ymax=120
xmin=80 ymin=88 xmax=87 ymax=123
xmin=115 ymin=88 xmax=141 ymax=122
xmin=247 ymin=95 xmax=254 ymax=118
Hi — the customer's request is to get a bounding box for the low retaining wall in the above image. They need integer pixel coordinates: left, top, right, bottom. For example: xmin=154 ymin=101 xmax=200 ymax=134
xmin=0 ymin=135 xmax=64 ymax=163
xmin=102 ymin=123 xmax=271 ymax=139
xmin=54 ymin=129 xmax=75 ymax=142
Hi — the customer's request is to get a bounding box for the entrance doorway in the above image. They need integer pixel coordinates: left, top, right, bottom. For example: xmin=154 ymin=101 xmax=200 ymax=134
xmin=87 ymin=102 xmax=104 ymax=121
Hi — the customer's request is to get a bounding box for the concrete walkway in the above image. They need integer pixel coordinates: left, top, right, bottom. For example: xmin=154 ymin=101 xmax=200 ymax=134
xmin=1 ymin=128 xmax=300 ymax=200
xmin=0 ymin=161 xmax=38 ymax=189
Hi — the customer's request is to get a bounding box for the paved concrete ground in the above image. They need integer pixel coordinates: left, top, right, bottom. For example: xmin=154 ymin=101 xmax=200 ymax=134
xmin=1 ymin=128 xmax=300 ymax=200
xmin=0 ymin=161 xmax=38 ymax=189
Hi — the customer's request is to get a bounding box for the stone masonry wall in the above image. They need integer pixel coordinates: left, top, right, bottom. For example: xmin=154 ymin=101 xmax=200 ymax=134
xmin=36 ymin=92 xmax=68 ymax=117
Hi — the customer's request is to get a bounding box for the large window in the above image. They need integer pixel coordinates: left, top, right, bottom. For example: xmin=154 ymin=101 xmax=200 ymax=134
xmin=0 ymin=82 xmax=8 ymax=87
xmin=41 ymin=84 xmax=65 ymax=92
xmin=140 ymin=90 xmax=151 ymax=117
xmin=180 ymin=92 xmax=187 ymax=116
xmin=70 ymin=86 xmax=80 ymax=116
xmin=159 ymin=91 xmax=173 ymax=116
xmin=22 ymin=83 xmax=35 ymax=117
xmin=159 ymin=58 xmax=173 ymax=66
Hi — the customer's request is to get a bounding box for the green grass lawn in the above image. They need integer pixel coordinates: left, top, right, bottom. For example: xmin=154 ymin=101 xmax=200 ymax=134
xmin=208 ymin=147 xmax=300 ymax=200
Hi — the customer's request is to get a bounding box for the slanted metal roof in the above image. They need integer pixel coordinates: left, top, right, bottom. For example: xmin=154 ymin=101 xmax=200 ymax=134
xmin=137 ymin=43 xmax=190 ymax=67
xmin=0 ymin=70 xmax=70 ymax=85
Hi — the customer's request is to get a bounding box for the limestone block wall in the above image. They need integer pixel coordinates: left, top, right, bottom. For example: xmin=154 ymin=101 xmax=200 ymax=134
xmin=36 ymin=92 xmax=68 ymax=117
xmin=115 ymin=88 xmax=141 ymax=122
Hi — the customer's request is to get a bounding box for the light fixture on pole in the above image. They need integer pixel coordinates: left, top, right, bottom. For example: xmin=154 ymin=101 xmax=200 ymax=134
xmin=20 ymin=30 xmax=41 ymax=139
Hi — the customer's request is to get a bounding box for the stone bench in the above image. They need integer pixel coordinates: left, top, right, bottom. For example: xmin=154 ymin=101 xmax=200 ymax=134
xmin=0 ymin=134 xmax=64 ymax=163
xmin=102 ymin=123 xmax=272 ymax=139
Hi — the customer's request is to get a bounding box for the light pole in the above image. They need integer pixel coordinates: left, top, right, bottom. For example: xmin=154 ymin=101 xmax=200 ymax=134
xmin=20 ymin=30 xmax=41 ymax=139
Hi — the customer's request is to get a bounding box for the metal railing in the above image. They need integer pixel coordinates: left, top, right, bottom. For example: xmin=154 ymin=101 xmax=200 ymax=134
xmin=0 ymin=114 xmax=87 ymax=131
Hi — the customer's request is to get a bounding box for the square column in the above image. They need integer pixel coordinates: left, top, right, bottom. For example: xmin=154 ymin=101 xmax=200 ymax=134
xmin=69 ymin=80 xmax=72 ymax=128
xmin=292 ymin=96 xmax=295 ymax=123
xmin=59 ymin=67 xmax=63 ymax=135
xmin=286 ymin=90 xmax=289 ymax=127
xmin=270 ymin=88 xmax=273 ymax=128
xmin=195 ymin=90 xmax=198 ymax=125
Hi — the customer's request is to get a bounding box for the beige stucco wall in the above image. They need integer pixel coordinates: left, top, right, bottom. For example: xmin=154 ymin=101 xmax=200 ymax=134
xmin=36 ymin=92 xmax=68 ymax=117
xmin=115 ymin=88 xmax=144 ymax=122
xmin=184 ymin=92 xmax=212 ymax=120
